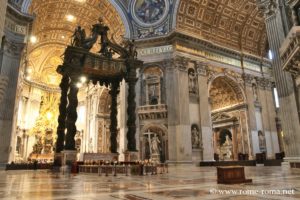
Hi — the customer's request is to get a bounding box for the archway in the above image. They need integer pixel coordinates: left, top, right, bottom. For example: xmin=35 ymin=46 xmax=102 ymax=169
xmin=141 ymin=124 xmax=168 ymax=163
xmin=97 ymin=88 xmax=112 ymax=153
xmin=209 ymin=75 xmax=248 ymax=160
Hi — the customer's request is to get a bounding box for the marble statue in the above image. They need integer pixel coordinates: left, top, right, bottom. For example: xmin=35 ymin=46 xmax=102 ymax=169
xmin=258 ymin=131 xmax=266 ymax=152
xmin=252 ymin=83 xmax=258 ymax=101
xmin=71 ymin=26 xmax=86 ymax=47
xmin=151 ymin=134 xmax=160 ymax=154
xmin=220 ymin=134 xmax=233 ymax=160
xmin=188 ymin=69 xmax=196 ymax=93
xmin=224 ymin=135 xmax=232 ymax=146
xmin=191 ymin=127 xmax=200 ymax=148
xmin=88 ymin=138 xmax=93 ymax=153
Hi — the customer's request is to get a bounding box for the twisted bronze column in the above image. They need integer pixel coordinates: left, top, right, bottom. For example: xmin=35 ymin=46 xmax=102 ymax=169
xmin=126 ymin=77 xmax=138 ymax=151
xmin=109 ymin=81 xmax=119 ymax=153
xmin=55 ymin=75 xmax=70 ymax=153
xmin=65 ymin=78 xmax=79 ymax=150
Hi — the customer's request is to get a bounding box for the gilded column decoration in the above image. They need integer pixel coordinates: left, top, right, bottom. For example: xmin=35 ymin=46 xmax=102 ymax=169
xmin=257 ymin=0 xmax=278 ymax=18
xmin=55 ymin=75 xmax=70 ymax=153
xmin=65 ymin=78 xmax=79 ymax=150
xmin=109 ymin=81 xmax=119 ymax=153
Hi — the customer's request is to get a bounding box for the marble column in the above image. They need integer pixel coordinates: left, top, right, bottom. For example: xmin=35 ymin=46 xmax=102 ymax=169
xmin=0 ymin=39 xmax=25 ymax=164
xmin=258 ymin=0 xmax=300 ymax=162
xmin=196 ymin=63 xmax=214 ymax=161
xmin=166 ymin=57 xmax=192 ymax=163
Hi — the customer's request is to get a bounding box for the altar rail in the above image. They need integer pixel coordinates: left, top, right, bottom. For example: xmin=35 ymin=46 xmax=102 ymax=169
xmin=79 ymin=163 xmax=168 ymax=176
xmin=6 ymin=163 xmax=53 ymax=170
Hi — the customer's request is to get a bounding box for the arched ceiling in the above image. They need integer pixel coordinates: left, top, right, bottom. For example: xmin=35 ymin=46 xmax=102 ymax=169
xmin=176 ymin=0 xmax=267 ymax=57
xmin=209 ymin=76 xmax=244 ymax=111
xmin=26 ymin=0 xmax=125 ymax=86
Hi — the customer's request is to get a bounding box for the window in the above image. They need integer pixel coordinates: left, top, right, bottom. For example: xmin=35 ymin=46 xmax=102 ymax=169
xmin=268 ymin=50 xmax=273 ymax=60
xmin=273 ymin=88 xmax=280 ymax=108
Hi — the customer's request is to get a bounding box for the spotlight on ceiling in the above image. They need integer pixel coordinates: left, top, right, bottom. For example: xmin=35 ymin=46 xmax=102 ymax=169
xmin=30 ymin=36 xmax=37 ymax=44
xmin=26 ymin=68 xmax=32 ymax=74
xmin=66 ymin=14 xmax=76 ymax=22
xmin=76 ymin=82 xmax=83 ymax=88
xmin=80 ymin=76 xmax=87 ymax=83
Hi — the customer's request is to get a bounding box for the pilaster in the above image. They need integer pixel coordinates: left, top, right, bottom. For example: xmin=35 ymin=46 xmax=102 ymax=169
xmin=166 ymin=57 xmax=192 ymax=163
xmin=258 ymin=0 xmax=300 ymax=160
xmin=196 ymin=62 xmax=214 ymax=161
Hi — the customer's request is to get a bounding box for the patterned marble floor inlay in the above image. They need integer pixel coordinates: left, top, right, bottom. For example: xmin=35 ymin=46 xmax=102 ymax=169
xmin=0 ymin=166 xmax=299 ymax=200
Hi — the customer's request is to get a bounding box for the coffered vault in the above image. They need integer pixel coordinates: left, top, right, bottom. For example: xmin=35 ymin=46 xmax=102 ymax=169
xmin=20 ymin=0 xmax=270 ymax=86
xmin=176 ymin=0 xmax=267 ymax=57
xmin=26 ymin=0 xmax=126 ymax=86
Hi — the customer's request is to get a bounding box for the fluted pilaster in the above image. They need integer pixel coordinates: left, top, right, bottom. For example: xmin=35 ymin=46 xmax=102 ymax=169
xmin=258 ymin=0 xmax=300 ymax=158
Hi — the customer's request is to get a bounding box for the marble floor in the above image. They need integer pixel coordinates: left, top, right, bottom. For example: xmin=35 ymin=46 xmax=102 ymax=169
xmin=0 ymin=165 xmax=299 ymax=200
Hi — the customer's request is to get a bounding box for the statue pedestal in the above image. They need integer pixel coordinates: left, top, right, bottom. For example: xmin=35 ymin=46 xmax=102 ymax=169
xmin=151 ymin=153 xmax=160 ymax=164
xmin=124 ymin=151 xmax=138 ymax=162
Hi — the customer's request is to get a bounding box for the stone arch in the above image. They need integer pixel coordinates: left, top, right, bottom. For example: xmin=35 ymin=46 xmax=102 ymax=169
xmin=141 ymin=66 xmax=164 ymax=105
xmin=208 ymin=73 xmax=245 ymax=111
xmin=141 ymin=123 xmax=168 ymax=162
xmin=141 ymin=123 xmax=168 ymax=135
xmin=98 ymin=88 xmax=111 ymax=114
xmin=97 ymin=87 xmax=112 ymax=153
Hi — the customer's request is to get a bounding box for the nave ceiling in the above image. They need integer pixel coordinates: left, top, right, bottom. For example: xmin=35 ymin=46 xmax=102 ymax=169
xmin=25 ymin=0 xmax=125 ymax=86
xmin=176 ymin=0 xmax=267 ymax=57
xmin=9 ymin=0 xmax=268 ymax=87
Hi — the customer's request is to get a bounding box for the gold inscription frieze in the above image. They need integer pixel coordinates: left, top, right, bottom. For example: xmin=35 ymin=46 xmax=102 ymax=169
xmin=5 ymin=19 xmax=27 ymax=35
xmin=175 ymin=44 xmax=262 ymax=72
xmin=137 ymin=45 xmax=173 ymax=56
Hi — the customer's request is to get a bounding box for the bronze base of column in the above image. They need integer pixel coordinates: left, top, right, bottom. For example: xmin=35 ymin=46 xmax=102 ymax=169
xmin=124 ymin=151 xmax=139 ymax=162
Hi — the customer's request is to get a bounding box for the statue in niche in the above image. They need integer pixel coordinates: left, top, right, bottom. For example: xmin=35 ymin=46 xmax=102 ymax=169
xmin=258 ymin=131 xmax=266 ymax=152
xmin=188 ymin=68 xmax=197 ymax=94
xmin=148 ymin=83 xmax=159 ymax=105
xmin=219 ymin=131 xmax=233 ymax=160
xmin=88 ymin=138 xmax=93 ymax=153
xmin=151 ymin=134 xmax=160 ymax=154
xmin=224 ymin=135 xmax=232 ymax=146
xmin=252 ymin=83 xmax=258 ymax=101
xmin=191 ymin=127 xmax=200 ymax=148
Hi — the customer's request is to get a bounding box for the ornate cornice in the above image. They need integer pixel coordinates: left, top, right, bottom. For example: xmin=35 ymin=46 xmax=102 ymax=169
xmin=280 ymin=26 xmax=300 ymax=75
xmin=2 ymin=38 xmax=25 ymax=56
xmin=135 ymin=31 xmax=271 ymax=67
xmin=257 ymin=0 xmax=278 ymax=18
